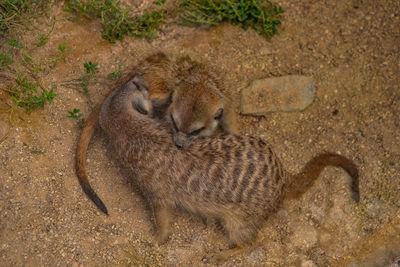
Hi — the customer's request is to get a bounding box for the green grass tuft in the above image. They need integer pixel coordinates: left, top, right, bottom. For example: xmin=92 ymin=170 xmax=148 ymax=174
xmin=8 ymin=38 xmax=24 ymax=48
xmin=0 ymin=0 xmax=49 ymax=36
xmin=79 ymin=61 xmax=99 ymax=93
xmin=179 ymin=0 xmax=283 ymax=39
xmin=64 ymin=0 xmax=282 ymax=42
xmin=67 ymin=108 xmax=85 ymax=128
xmin=64 ymin=0 xmax=166 ymax=43
xmin=107 ymin=61 xmax=123 ymax=80
xmin=0 ymin=51 xmax=14 ymax=70
xmin=48 ymin=42 xmax=71 ymax=68
xmin=5 ymin=74 xmax=56 ymax=112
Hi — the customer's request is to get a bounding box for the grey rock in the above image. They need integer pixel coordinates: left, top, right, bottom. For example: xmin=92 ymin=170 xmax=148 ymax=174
xmin=240 ymin=75 xmax=315 ymax=116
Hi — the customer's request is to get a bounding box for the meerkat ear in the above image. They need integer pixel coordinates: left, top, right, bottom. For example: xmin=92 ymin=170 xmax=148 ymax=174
xmin=214 ymin=108 xmax=224 ymax=120
xmin=132 ymin=73 xmax=150 ymax=93
xmin=132 ymin=73 xmax=145 ymax=85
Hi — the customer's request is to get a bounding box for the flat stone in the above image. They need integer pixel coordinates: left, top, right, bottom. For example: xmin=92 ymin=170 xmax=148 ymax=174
xmin=240 ymin=75 xmax=315 ymax=115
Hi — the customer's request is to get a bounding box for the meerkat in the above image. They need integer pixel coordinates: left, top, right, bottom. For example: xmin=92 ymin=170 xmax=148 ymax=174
xmin=76 ymin=52 xmax=238 ymax=213
xmin=76 ymin=52 xmax=174 ymax=214
xmin=95 ymin=74 xmax=360 ymax=259
xmin=167 ymin=61 xmax=238 ymax=149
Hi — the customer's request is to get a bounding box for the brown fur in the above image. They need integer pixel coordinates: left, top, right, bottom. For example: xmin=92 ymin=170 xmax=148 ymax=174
xmin=76 ymin=53 xmax=238 ymax=213
xmin=75 ymin=52 xmax=173 ymax=214
xmin=167 ymin=61 xmax=238 ymax=149
xmin=97 ymin=76 xmax=360 ymax=254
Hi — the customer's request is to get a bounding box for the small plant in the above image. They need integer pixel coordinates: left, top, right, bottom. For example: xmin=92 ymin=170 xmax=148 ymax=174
xmin=57 ymin=42 xmax=69 ymax=54
xmin=48 ymin=42 xmax=72 ymax=68
xmin=22 ymin=143 xmax=46 ymax=154
xmin=107 ymin=61 xmax=123 ymax=80
xmin=8 ymin=38 xmax=23 ymax=48
xmin=64 ymin=0 xmax=166 ymax=43
xmin=0 ymin=1 xmax=64 ymax=138
xmin=84 ymin=61 xmax=99 ymax=74
xmin=21 ymin=53 xmax=46 ymax=72
xmin=80 ymin=61 xmax=99 ymax=93
xmin=35 ymin=19 xmax=56 ymax=47
xmin=65 ymin=0 xmax=135 ymax=43
xmin=0 ymin=51 xmax=14 ymax=70
xmin=99 ymin=0 xmax=136 ymax=43
xmin=67 ymin=108 xmax=85 ymax=128
xmin=56 ymin=42 xmax=71 ymax=63
xmin=19 ymin=43 xmax=71 ymax=70
xmin=35 ymin=34 xmax=49 ymax=47
xmin=79 ymin=79 xmax=89 ymax=93
xmin=133 ymin=7 xmax=165 ymax=42
xmin=4 ymin=75 xmax=57 ymax=112
xmin=179 ymin=0 xmax=284 ymax=39
xmin=0 ymin=0 xmax=48 ymax=37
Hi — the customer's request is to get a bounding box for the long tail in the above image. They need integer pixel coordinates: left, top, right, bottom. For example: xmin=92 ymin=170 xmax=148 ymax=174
xmin=75 ymin=104 xmax=109 ymax=215
xmin=285 ymin=153 xmax=360 ymax=202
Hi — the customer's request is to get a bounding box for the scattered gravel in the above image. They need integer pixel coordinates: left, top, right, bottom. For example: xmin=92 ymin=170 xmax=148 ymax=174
xmin=0 ymin=0 xmax=399 ymax=266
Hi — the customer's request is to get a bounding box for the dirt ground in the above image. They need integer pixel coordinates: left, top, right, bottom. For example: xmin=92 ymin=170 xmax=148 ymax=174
xmin=0 ymin=0 xmax=399 ymax=266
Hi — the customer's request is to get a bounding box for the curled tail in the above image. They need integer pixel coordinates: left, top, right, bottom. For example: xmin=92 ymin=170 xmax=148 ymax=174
xmin=285 ymin=153 xmax=360 ymax=202
xmin=76 ymin=104 xmax=109 ymax=215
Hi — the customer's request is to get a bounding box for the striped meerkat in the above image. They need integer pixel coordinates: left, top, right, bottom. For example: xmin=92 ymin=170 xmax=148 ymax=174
xmin=92 ymin=74 xmax=360 ymax=261
xmin=76 ymin=53 xmax=238 ymax=211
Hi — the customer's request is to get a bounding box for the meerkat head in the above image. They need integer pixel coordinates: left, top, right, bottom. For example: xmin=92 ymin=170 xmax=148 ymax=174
xmin=167 ymin=82 xmax=224 ymax=150
xmin=128 ymin=73 xmax=153 ymax=116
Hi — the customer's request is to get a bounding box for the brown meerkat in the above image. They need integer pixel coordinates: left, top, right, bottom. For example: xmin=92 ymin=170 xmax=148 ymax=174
xmin=76 ymin=52 xmax=174 ymax=214
xmin=95 ymin=74 xmax=360 ymax=259
xmin=76 ymin=52 xmax=238 ymax=214
xmin=167 ymin=60 xmax=238 ymax=150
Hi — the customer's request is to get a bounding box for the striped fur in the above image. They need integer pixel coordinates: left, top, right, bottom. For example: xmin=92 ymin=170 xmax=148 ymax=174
xmin=97 ymin=75 xmax=360 ymax=247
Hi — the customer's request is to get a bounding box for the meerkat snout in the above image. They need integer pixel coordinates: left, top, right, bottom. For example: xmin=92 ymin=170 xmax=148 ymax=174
xmin=172 ymin=107 xmax=224 ymax=149
xmin=173 ymin=132 xmax=187 ymax=150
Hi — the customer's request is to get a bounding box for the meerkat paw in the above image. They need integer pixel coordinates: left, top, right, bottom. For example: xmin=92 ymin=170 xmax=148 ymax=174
xmin=156 ymin=230 xmax=171 ymax=245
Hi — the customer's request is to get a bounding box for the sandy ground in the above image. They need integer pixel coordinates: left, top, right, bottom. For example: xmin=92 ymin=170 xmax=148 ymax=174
xmin=0 ymin=0 xmax=399 ymax=266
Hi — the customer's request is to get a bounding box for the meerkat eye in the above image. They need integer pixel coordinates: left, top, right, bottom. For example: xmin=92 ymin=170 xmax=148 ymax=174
xmin=170 ymin=114 xmax=179 ymax=131
xmin=189 ymin=127 xmax=205 ymax=136
xmin=132 ymin=80 xmax=149 ymax=93
xmin=134 ymin=103 xmax=148 ymax=115
xmin=131 ymin=81 xmax=140 ymax=89
xmin=214 ymin=108 xmax=223 ymax=120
